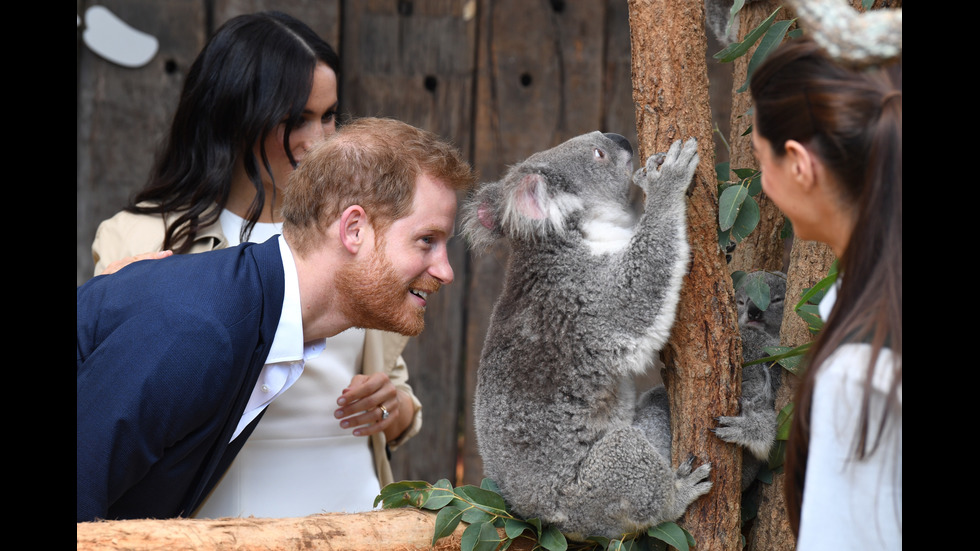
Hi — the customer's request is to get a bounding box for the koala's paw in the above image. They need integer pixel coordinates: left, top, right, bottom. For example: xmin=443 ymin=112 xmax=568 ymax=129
xmin=714 ymin=408 xmax=777 ymax=461
xmin=633 ymin=138 xmax=699 ymax=199
xmin=673 ymin=455 xmax=712 ymax=512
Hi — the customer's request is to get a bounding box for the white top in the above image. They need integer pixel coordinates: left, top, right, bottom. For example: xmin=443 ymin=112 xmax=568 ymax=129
xmin=231 ymin=234 xmax=324 ymax=441
xmin=194 ymin=211 xmax=377 ymax=518
xmin=797 ymin=283 xmax=902 ymax=550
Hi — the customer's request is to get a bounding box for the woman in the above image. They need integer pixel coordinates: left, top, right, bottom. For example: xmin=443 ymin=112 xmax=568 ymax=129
xmin=91 ymin=11 xmax=422 ymax=517
xmin=749 ymin=38 xmax=901 ymax=549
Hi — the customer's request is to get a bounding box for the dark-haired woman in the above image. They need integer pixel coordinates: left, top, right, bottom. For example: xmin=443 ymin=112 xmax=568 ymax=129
xmin=91 ymin=11 xmax=421 ymax=517
xmin=749 ymin=38 xmax=901 ymax=549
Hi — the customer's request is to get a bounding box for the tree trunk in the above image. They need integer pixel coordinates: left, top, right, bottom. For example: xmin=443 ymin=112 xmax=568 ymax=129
xmin=76 ymin=509 xmax=539 ymax=551
xmin=628 ymin=2 xmax=741 ymax=550
xmin=725 ymin=1 xmax=789 ymax=275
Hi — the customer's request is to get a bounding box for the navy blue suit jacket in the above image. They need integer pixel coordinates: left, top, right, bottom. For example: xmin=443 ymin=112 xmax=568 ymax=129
xmin=77 ymin=237 xmax=285 ymax=522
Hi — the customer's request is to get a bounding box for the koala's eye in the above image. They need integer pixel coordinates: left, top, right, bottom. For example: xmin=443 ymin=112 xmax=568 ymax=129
xmin=593 ymin=148 xmax=605 ymax=159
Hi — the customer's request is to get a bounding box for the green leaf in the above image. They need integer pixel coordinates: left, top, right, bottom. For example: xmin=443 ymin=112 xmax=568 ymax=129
xmin=744 ymin=271 xmax=771 ymax=311
xmin=480 ymin=478 xmax=502 ymax=494
xmin=538 ymin=524 xmax=568 ymax=551
xmin=745 ymin=169 xmax=762 ymax=196
xmin=796 ymin=304 xmax=823 ymax=333
xmin=461 ymin=521 xmax=507 ymax=551
xmin=795 ymin=264 xmax=838 ymax=310
xmin=767 ymin=439 xmax=787 ymax=471
xmin=714 ymin=7 xmax=782 ymax=62
xmin=432 ymin=506 xmax=465 ymax=545
xmin=731 ymin=167 xmax=758 ymax=180
xmin=776 ymin=402 xmax=794 ymax=440
xmin=730 ymin=195 xmax=760 ymax=242
xmin=454 ymin=485 xmax=509 ymax=512
xmin=731 ymin=270 xmax=747 ymax=290
xmin=738 ymin=19 xmax=795 ymax=93
xmin=862 ymin=0 xmax=875 ymax=9
xmin=719 ymin=184 xmax=749 ymax=231
xmin=716 ymin=161 xmax=731 ymax=184
xmin=423 ymin=478 xmax=457 ymax=510
xmin=503 ymin=518 xmax=533 ymax=539
xmin=648 ymin=522 xmax=690 ymax=551
xmin=375 ymin=480 xmax=432 ymax=509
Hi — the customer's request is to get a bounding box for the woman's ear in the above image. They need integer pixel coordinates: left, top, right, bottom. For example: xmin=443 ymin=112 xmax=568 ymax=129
xmin=784 ymin=139 xmax=817 ymax=191
xmin=339 ymin=205 xmax=367 ymax=254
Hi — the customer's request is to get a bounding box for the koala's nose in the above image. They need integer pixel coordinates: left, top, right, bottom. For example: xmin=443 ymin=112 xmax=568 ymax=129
xmin=603 ymin=133 xmax=633 ymax=158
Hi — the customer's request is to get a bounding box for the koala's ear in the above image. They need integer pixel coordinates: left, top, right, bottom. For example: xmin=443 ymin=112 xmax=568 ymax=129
xmin=511 ymin=173 xmax=549 ymax=220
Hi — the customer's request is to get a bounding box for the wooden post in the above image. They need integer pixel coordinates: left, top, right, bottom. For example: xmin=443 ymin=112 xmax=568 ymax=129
xmin=76 ymin=509 xmax=541 ymax=551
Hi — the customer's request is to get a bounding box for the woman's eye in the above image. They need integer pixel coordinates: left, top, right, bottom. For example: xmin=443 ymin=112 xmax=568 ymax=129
xmin=322 ymin=110 xmax=337 ymax=123
xmin=594 ymin=148 xmax=605 ymax=159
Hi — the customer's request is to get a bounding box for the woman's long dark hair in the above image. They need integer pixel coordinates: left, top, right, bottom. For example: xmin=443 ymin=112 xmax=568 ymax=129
xmin=750 ymin=38 xmax=902 ymax=537
xmin=127 ymin=11 xmax=340 ymax=251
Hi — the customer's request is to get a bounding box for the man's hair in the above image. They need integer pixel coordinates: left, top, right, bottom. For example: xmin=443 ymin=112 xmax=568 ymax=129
xmin=281 ymin=117 xmax=476 ymax=254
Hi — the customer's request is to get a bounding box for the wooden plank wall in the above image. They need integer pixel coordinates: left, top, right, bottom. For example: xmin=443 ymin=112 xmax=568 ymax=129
xmin=77 ymin=0 xmax=731 ymax=489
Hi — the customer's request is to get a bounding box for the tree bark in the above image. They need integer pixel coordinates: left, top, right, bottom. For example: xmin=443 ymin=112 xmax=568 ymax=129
xmin=628 ymin=2 xmax=741 ymax=550
xmin=725 ymin=1 xmax=789 ymax=275
xmin=76 ymin=509 xmax=539 ymax=551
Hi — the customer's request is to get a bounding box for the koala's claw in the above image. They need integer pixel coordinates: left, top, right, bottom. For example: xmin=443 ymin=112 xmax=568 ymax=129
xmin=633 ymin=138 xmax=699 ymax=198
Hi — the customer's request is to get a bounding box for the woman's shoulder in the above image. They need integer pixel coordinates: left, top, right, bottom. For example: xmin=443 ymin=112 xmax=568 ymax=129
xmin=92 ymin=203 xmax=227 ymax=274
xmin=820 ymin=343 xmax=901 ymax=402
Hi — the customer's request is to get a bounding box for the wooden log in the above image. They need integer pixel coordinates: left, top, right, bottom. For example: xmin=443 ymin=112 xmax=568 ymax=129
xmin=76 ymin=508 xmax=539 ymax=551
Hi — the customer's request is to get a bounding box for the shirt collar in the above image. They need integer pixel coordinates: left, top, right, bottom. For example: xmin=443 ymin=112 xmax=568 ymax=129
xmin=266 ymin=235 xmax=325 ymax=363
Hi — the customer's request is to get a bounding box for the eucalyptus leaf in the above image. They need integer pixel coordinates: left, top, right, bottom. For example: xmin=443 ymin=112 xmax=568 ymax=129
xmin=374 ymin=480 xmax=432 ymax=509
xmin=480 ymin=478 xmax=502 ymax=494
xmin=423 ymin=479 xmax=457 ymax=509
xmin=454 ymin=485 xmax=510 ymax=516
xmin=776 ymin=402 xmax=794 ymax=440
xmin=716 ymin=161 xmax=731 ymax=184
xmin=648 ymin=522 xmax=690 ymax=551
xmin=538 ymin=524 xmax=568 ymax=551
xmin=744 ymin=271 xmax=771 ymax=311
xmin=714 ymin=7 xmax=781 ymax=62
xmin=731 ymin=270 xmax=747 ymax=290
xmin=725 ymin=0 xmax=747 ymax=37
xmin=730 ymin=195 xmax=760 ymax=243
xmin=719 ymin=185 xmax=749 ymax=231
xmin=432 ymin=506 xmax=465 ymax=545
xmin=796 ymin=304 xmax=823 ymax=333
xmin=461 ymin=521 xmax=507 ymax=551
xmin=738 ymin=19 xmax=795 ymax=93
xmin=745 ymin=170 xmax=762 ymax=196
xmin=503 ymin=518 xmax=533 ymax=539
xmin=732 ymin=167 xmax=758 ymax=180
xmin=768 ymin=439 xmax=787 ymax=471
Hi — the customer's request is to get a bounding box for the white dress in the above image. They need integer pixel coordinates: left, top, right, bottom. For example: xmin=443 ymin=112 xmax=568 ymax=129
xmin=193 ymin=211 xmax=379 ymax=518
xmin=796 ymin=283 xmax=902 ymax=550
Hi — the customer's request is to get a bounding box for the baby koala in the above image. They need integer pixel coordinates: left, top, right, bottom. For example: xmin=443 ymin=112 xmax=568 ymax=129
xmin=715 ymin=270 xmax=786 ymax=490
xmin=462 ymin=133 xmax=711 ymax=540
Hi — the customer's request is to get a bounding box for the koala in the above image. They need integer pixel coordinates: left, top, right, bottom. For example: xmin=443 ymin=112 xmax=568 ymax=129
xmin=462 ymin=133 xmax=711 ymax=540
xmin=715 ymin=270 xmax=786 ymax=490
xmin=704 ymin=0 xmax=762 ymax=45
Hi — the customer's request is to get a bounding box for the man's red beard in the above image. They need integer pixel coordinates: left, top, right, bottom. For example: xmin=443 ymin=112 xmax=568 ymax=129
xmin=335 ymin=247 xmax=440 ymax=336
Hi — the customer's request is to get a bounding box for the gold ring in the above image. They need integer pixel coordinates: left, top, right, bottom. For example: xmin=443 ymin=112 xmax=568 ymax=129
xmin=379 ymin=404 xmax=389 ymax=420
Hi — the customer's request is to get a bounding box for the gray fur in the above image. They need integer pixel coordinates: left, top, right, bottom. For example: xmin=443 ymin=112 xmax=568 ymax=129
xmin=715 ymin=270 xmax=786 ymax=490
xmin=705 ymin=0 xmax=762 ymax=45
xmin=463 ymin=134 xmax=710 ymax=540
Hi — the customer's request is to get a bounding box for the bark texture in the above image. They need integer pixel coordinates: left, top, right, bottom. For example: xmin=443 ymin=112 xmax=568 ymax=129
xmin=628 ymin=1 xmax=742 ymax=549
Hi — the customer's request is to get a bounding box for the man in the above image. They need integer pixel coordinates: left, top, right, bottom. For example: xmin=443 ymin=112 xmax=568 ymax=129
xmin=76 ymin=117 xmax=476 ymax=522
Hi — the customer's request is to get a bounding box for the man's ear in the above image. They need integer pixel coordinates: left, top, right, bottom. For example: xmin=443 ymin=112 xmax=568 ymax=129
xmin=784 ymin=139 xmax=817 ymax=191
xmin=339 ymin=205 xmax=368 ymax=254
